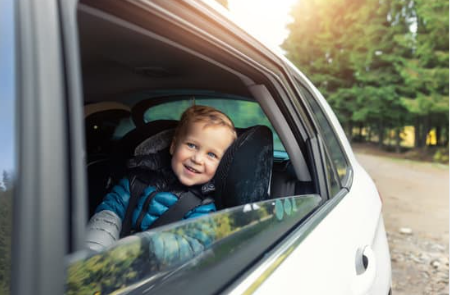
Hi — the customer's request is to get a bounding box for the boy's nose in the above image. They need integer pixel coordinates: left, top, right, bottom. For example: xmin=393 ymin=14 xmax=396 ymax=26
xmin=191 ymin=152 xmax=203 ymax=164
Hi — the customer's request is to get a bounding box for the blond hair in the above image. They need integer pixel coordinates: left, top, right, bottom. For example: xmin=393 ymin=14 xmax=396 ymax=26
xmin=173 ymin=105 xmax=237 ymax=144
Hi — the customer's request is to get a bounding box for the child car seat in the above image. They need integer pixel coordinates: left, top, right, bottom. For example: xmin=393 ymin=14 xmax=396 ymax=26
xmin=130 ymin=124 xmax=274 ymax=210
xmin=213 ymin=125 xmax=274 ymax=209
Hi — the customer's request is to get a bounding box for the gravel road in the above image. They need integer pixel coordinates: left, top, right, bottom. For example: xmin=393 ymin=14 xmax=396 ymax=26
xmin=355 ymin=150 xmax=449 ymax=295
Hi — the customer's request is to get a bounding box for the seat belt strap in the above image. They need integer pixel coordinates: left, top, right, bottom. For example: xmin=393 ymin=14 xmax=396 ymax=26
xmin=149 ymin=191 xmax=202 ymax=229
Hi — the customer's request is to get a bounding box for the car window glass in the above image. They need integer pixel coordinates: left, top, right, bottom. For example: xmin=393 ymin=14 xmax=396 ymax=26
xmin=144 ymin=98 xmax=286 ymax=154
xmin=296 ymin=84 xmax=349 ymax=184
xmin=85 ymin=110 xmax=135 ymax=154
xmin=324 ymin=149 xmax=341 ymax=196
xmin=66 ymin=195 xmax=321 ymax=294
xmin=112 ymin=117 xmax=135 ymax=140
xmin=0 ymin=0 xmax=15 ymax=293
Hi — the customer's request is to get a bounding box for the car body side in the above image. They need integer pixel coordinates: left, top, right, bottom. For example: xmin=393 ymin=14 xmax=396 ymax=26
xmin=7 ymin=0 xmax=392 ymax=294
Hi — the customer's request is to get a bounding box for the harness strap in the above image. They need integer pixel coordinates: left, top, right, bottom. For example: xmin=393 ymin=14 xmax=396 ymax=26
xmin=149 ymin=191 xmax=203 ymax=229
xmin=135 ymin=190 xmax=159 ymax=231
xmin=120 ymin=175 xmax=147 ymax=238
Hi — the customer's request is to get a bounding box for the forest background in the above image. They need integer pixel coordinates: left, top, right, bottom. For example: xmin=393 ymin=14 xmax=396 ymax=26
xmin=222 ymin=0 xmax=449 ymax=163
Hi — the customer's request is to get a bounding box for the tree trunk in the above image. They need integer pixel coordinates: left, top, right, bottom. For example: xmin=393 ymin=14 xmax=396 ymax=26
xmin=435 ymin=126 xmax=441 ymax=146
xmin=378 ymin=120 xmax=384 ymax=148
xmin=395 ymin=127 xmax=402 ymax=153
xmin=444 ymin=126 xmax=449 ymax=147
xmin=414 ymin=117 xmax=423 ymax=148
xmin=386 ymin=128 xmax=391 ymax=148
xmin=421 ymin=115 xmax=431 ymax=150
xmin=367 ymin=127 xmax=372 ymax=143
xmin=359 ymin=123 xmax=363 ymax=142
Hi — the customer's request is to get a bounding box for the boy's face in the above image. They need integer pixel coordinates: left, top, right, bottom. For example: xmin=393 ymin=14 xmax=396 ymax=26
xmin=170 ymin=121 xmax=235 ymax=187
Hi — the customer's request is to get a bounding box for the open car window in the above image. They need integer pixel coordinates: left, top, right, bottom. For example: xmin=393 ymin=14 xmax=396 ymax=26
xmin=74 ymin=1 xmax=324 ymax=294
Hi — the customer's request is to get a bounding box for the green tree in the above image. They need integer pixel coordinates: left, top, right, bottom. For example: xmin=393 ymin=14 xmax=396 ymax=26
xmin=283 ymin=0 xmax=409 ymax=148
xmin=283 ymin=0 xmax=448 ymax=152
xmin=397 ymin=0 xmax=449 ymax=148
xmin=0 ymin=172 xmax=13 ymax=295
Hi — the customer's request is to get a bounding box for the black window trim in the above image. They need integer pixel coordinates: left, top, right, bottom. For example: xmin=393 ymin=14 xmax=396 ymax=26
xmin=290 ymin=75 xmax=353 ymax=190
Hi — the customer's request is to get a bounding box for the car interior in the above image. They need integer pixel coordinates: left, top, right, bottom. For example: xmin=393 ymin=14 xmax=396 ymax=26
xmin=78 ymin=2 xmax=317 ymax=221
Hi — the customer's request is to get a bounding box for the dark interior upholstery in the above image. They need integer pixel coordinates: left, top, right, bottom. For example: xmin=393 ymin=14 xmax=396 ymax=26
xmin=109 ymin=120 xmax=178 ymax=181
xmin=213 ymin=125 xmax=274 ymax=210
xmin=271 ymin=160 xmax=315 ymax=198
xmin=87 ymin=120 xmax=178 ymax=216
xmin=85 ymin=109 xmax=131 ymax=155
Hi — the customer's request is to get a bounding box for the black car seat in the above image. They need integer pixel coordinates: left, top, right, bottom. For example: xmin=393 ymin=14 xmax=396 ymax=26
xmin=213 ymin=125 xmax=274 ymax=209
xmin=108 ymin=120 xmax=179 ymax=182
xmin=270 ymin=160 xmax=315 ymax=198
xmin=87 ymin=120 xmax=178 ymax=217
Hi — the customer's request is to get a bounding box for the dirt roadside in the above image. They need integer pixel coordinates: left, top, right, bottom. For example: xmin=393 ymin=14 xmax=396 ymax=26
xmin=354 ymin=146 xmax=449 ymax=295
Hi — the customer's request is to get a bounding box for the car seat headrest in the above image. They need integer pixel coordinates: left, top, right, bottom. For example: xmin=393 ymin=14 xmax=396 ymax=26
xmin=134 ymin=129 xmax=174 ymax=156
xmin=117 ymin=120 xmax=178 ymax=157
xmin=110 ymin=120 xmax=178 ymax=180
xmin=213 ymin=125 xmax=274 ymax=209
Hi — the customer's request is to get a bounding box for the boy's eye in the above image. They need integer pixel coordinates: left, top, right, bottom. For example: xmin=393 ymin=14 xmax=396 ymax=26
xmin=207 ymin=152 xmax=217 ymax=159
xmin=187 ymin=143 xmax=197 ymax=149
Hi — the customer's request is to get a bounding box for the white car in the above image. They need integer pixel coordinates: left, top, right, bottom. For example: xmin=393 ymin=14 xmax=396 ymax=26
xmin=1 ymin=0 xmax=391 ymax=294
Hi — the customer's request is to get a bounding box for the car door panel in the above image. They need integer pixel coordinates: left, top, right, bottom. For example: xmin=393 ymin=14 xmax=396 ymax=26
xmin=253 ymin=165 xmax=387 ymax=295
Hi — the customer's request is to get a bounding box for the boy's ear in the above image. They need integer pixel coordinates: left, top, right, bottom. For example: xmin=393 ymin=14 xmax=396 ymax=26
xmin=169 ymin=138 xmax=176 ymax=155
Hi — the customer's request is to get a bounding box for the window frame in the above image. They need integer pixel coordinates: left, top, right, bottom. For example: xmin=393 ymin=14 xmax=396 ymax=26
xmin=288 ymin=72 xmax=353 ymax=193
xmin=0 ymin=0 xmax=16 ymax=292
xmin=297 ymin=84 xmax=351 ymax=187
xmin=13 ymin=0 xmax=71 ymax=294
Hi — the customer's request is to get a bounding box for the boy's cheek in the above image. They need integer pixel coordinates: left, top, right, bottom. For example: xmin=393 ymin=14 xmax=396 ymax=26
xmin=210 ymin=162 xmax=220 ymax=174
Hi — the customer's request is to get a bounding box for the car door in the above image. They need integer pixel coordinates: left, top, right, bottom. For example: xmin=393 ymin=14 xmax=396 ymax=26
xmin=65 ymin=1 xmax=389 ymax=294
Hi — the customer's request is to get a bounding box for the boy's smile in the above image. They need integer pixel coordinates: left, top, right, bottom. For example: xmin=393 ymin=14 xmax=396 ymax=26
xmin=170 ymin=121 xmax=235 ymax=187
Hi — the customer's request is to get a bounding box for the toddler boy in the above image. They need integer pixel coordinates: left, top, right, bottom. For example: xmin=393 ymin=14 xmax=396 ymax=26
xmin=86 ymin=105 xmax=236 ymax=251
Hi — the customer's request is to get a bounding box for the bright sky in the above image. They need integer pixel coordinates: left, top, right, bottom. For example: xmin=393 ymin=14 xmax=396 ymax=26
xmin=0 ymin=0 xmax=15 ymax=177
xmin=228 ymin=0 xmax=298 ymax=49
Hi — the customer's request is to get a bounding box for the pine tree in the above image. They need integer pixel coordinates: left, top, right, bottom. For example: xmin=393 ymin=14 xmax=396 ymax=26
xmin=283 ymin=0 xmax=410 ymax=147
xmin=397 ymin=0 xmax=449 ymax=148
xmin=2 ymin=171 xmax=11 ymax=191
